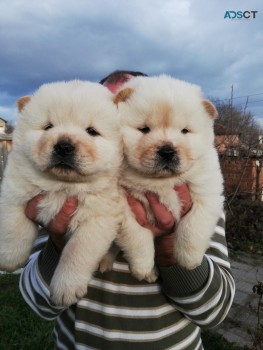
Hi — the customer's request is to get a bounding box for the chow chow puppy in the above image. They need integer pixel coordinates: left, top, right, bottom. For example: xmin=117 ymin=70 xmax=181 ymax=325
xmin=0 ymin=80 xmax=122 ymax=306
xmin=113 ymin=75 xmax=224 ymax=282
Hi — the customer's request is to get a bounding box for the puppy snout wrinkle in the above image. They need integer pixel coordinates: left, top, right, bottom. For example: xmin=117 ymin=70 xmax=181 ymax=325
xmin=157 ymin=146 xmax=176 ymax=161
xmin=54 ymin=141 xmax=75 ymax=157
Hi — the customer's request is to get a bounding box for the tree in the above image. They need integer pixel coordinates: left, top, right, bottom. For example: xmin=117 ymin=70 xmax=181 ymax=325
xmin=213 ymin=98 xmax=263 ymax=203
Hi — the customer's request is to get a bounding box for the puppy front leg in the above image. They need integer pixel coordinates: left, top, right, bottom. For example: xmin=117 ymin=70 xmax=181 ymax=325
xmin=173 ymin=199 xmax=222 ymax=269
xmin=117 ymin=206 xmax=157 ymax=283
xmin=50 ymin=219 xmax=117 ymax=306
xmin=0 ymin=202 xmax=38 ymax=272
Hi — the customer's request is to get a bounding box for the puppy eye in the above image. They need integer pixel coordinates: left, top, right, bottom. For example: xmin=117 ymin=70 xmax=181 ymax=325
xmin=138 ymin=126 xmax=151 ymax=134
xmin=181 ymin=128 xmax=189 ymax=134
xmin=44 ymin=123 xmax=53 ymax=130
xmin=86 ymin=127 xmax=100 ymax=137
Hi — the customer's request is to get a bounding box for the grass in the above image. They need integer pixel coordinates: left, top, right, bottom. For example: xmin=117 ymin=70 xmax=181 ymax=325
xmin=0 ymin=273 xmax=54 ymax=350
xmin=0 ymin=274 xmax=244 ymax=350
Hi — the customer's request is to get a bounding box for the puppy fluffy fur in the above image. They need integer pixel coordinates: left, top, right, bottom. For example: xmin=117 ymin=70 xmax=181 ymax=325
xmin=0 ymin=80 xmax=122 ymax=306
xmin=114 ymin=75 xmax=224 ymax=282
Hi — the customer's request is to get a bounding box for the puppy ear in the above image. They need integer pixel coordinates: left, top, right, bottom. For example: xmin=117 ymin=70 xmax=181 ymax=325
xmin=114 ymin=88 xmax=134 ymax=105
xmin=17 ymin=96 xmax=31 ymax=112
xmin=202 ymin=100 xmax=218 ymax=119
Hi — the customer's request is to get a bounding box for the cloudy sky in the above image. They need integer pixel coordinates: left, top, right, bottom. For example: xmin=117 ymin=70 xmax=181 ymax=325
xmin=1 ymin=0 xmax=262 ymax=126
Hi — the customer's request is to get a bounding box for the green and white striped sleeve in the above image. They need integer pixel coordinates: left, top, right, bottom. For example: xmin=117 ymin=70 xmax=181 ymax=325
xmin=158 ymin=213 xmax=235 ymax=329
xmin=19 ymin=230 xmax=65 ymax=320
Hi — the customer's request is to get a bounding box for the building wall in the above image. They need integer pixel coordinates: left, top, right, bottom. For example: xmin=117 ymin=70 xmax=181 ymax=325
xmin=220 ymin=157 xmax=263 ymax=200
xmin=0 ymin=118 xmax=6 ymax=133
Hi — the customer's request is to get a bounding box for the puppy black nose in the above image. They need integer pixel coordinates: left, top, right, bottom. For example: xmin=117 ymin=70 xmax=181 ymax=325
xmin=157 ymin=146 xmax=176 ymax=161
xmin=54 ymin=141 xmax=75 ymax=156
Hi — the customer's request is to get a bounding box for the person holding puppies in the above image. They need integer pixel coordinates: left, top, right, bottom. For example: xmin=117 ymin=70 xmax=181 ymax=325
xmin=20 ymin=71 xmax=235 ymax=350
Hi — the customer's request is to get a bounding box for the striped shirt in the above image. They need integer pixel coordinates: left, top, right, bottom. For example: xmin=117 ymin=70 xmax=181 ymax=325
xmin=19 ymin=213 xmax=235 ymax=350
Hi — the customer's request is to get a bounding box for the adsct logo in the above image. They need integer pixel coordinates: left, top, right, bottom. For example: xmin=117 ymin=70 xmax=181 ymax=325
xmin=224 ymin=11 xmax=258 ymax=19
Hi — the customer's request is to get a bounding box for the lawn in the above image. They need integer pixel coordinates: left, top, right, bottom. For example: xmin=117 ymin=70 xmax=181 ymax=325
xmin=0 ymin=273 xmax=54 ymax=350
xmin=0 ymin=273 xmax=243 ymax=350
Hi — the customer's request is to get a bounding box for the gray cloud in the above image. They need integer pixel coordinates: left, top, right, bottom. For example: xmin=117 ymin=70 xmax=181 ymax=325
xmin=0 ymin=0 xmax=262 ymax=125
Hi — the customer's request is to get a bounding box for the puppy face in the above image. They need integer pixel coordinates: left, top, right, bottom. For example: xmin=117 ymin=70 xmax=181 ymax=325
xmin=114 ymin=75 xmax=217 ymax=178
xmin=15 ymin=81 xmax=121 ymax=182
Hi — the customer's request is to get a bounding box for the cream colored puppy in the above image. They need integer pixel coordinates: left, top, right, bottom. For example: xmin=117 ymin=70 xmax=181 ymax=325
xmin=0 ymin=80 xmax=122 ymax=306
xmin=114 ymin=75 xmax=224 ymax=282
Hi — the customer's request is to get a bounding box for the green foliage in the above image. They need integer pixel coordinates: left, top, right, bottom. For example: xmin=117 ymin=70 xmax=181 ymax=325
xmin=0 ymin=273 xmax=54 ymax=350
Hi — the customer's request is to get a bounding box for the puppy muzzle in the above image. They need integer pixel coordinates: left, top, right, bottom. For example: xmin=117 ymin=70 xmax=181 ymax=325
xmin=155 ymin=145 xmax=180 ymax=172
xmin=51 ymin=140 xmax=76 ymax=169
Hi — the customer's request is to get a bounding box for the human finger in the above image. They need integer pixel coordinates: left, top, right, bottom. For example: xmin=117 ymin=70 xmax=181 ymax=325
xmin=125 ymin=191 xmax=166 ymax=237
xmin=25 ymin=194 xmax=45 ymax=222
xmin=174 ymin=183 xmax=192 ymax=216
xmin=126 ymin=192 xmax=149 ymax=227
xmin=145 ymin=192 xmax=175 ymax=231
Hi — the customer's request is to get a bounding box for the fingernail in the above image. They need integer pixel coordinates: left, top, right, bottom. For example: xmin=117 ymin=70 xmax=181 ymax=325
xmin=35 ymin=194 xmax=44 ymax=201
xmin=146 ymin=192 xmax=157 ymax=201
xmin=65 ymin=196 xmax=77 ymax=204
xmin=64 ymin=197 xmax=77 ymax=214
xmin=123 ymin=186 xmax=131 ymax=194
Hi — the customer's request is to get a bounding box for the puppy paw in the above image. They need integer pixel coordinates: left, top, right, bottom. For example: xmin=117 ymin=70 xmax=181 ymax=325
xmin=0 ymin=248 xmax=30 ymax=272
xmin=0 ymin=221 xmax=37 ymax=272
xmin=98 ymin=252 xmax=115 ymax=273
xmin=0 ymin=261 xmax=24 ymax=273
xmin=130 ymin=265 xmax=158 ymax=283
xmin=50 ymin=278 xmax=88 ymax=307
xmin=50 ymin=269 xmax=91 ymax=307
xmin=144 ymin=267 xmax=159 ymax=283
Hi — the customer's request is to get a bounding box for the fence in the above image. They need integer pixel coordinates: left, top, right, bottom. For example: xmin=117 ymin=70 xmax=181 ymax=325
xmin=0 ymin=135 xmax=12 ymax=181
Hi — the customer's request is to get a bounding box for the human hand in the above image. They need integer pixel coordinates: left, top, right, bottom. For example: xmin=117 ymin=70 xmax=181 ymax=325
xmin=126 ymin=183 xmax=192 ymax=266
xmin=25 ymin=195 xmax=78 ymax=251
xmin=154 ymin=184 xmax=192 ymax=265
